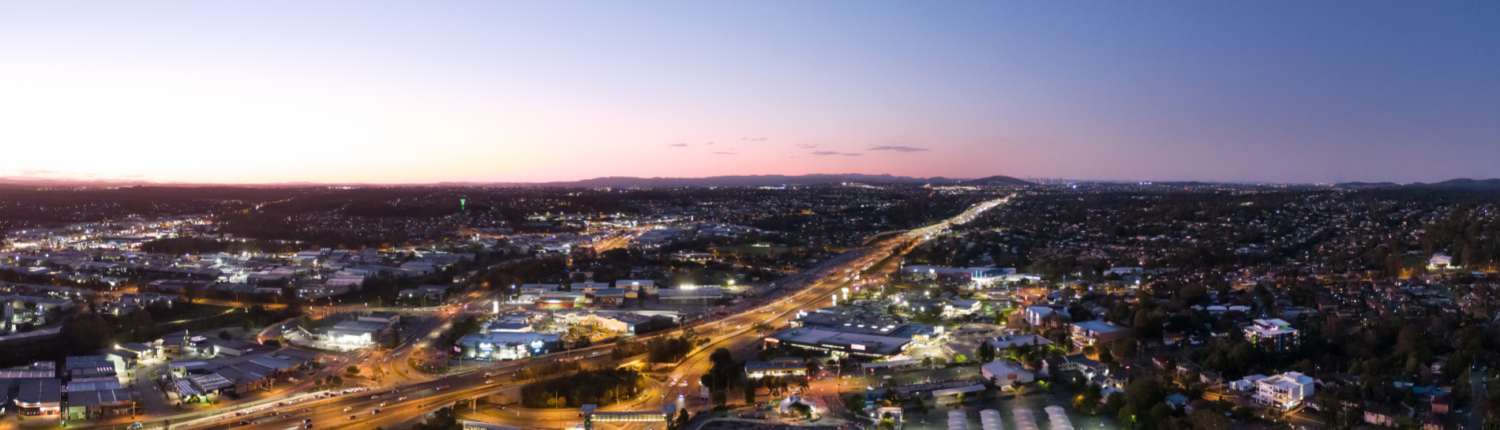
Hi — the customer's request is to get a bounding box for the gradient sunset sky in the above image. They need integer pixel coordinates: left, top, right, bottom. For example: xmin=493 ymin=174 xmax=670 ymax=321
xmin=1 ymin=2 xmax=1496 ymax=184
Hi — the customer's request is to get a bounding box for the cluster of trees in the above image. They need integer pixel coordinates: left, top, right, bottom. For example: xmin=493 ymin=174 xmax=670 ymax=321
xmin=665 ymin=409 xmax=691 ymax=430
xmin=520 ymin=368 xmax=643 ymax=408
xmin=513 ymin=361 xmax=581 ymax=382
xmin=700 ymin=348 xmax=747 ymax=407
xmin=468 ymin=256 xmax=566 ymax=292
xmin=612 ymin=331 xmax=698 ymax=363
xmin=409 ymin=407 xmax=462 ymax=430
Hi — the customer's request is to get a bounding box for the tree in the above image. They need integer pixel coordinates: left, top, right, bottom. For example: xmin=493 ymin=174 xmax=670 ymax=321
xmin=1102 ymin=392 xmax=1125 ymax=416
xmin=790 ymin=403 xmax=812 ymax=419
xmin=1118 ymin=405 xmax=1138 ymax=430
xmin=1073 ymin=384 xmax=1101 ymax=415
xmin=849 ymin=394 xmax=866 ymax=416
xmin=978 ymin=341 xmax=996 ymax=363
xmin=1188 ymin=409 xmax=1232 ymax=430
xmin=411 ymin=407 xmax=461 ymax=430
xmin=743 ymin=379 xmax=757 ymax=405
xmin=218 ymin=330 xmax=233 ymax=340
xmin=345 ymin=366 xmax=361 ymax=377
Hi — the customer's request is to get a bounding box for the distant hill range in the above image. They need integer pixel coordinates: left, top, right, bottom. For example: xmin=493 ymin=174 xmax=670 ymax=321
xmin=1334 ymin=178 xmax=1500 ymax=190
xmin=1416 ymin=178 xmax=1500 ymax=189
xmin=0 ymin=173 xmax=1040 ymax=189
xmin=957 ymin=175 xmax=1033 ymax=187
xmin=526 ymin=174 xmax=972 ymax=188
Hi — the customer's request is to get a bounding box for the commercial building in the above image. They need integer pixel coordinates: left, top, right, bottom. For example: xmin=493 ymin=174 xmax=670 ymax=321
xmin=169 ymin=349 xmax=312 ymax=397
xmin=589 ymin=289 xmax=626 ymax=306
xmin=1024 ymin=306 xmax=1070 ymax=327
xmin=979 ymin=360 xmax=1034 ymax=389
xmin=580 ymin=404 xmax=674 ymax=430
xmin=456 ymin=332 xmax=560 ymax=361
xmin=1253 ymin=372 xmax=1314 ymax=410
xmin=64 ymin=388 xmax=133 ymax=420
xmin=536 ymin=292 xmax=586 ymax=308
xmin=746 ymin=358 xmax=807 ymax=379
xmin=1071 ymin=320 xmax=1130 ymax=349
xmin=900 ymin=266 xmax=1013 ymax=284
xmin=764 ymin=328 xmax=910 ymax=359
xmin=308 ymin=320 xmax=391 ymax=348
xmin=1244 ymin=319 xmax=1300 ymax=353
xmin=614 ymin=280 xmax=656 ymax=295
xmin=397 ymin=285 xmax=449 ymax=300
xmin=16 ymin=379 xmax=61 ymax=417
xmin=943 ymin=299 xmax=982 ymax=317
xmin=789 ymin=312 xmax=944 ymax=342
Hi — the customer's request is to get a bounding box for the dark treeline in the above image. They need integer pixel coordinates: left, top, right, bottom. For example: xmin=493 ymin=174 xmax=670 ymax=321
xmin=520 ymin=368 xmax=643 ymax=408
xmin=139 ymin=237 xmax=303 ymax=255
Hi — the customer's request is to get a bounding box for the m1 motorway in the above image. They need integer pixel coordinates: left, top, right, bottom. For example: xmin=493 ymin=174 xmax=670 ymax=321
xmin=110 ymin=195 xmax=1012 ymax=430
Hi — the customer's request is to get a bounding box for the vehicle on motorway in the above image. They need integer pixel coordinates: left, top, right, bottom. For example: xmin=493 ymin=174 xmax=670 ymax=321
xmin=304 ymin=419 xmax=313 ymax=423
xmin=380 ymin=401 xmax=387 ymax=407
xmin=372 ymin=409 xmax=381 ymax=414
xmin=371 ymin=395 xmax=381 ymax=400
xmin=348 ymin=415 xmax=358 ymax=420
xmin=398 ymin=396 xmax=407 ymax=401
xmin=344 ymin=407 xmax=352 ymax=412
xmin=486 ymin=379 xmax=494 ymax=384
xmin=304 ymin=425 xmax=313 ymax=429
xmin=239 ymin=421 xmax=250 ymax=426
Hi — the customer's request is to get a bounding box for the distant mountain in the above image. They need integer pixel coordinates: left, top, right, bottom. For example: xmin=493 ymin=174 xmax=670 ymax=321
xmin=526 ymin=174 xmax=969 ymax=188
xmin=1334 ymin=181 xmax=1401 ymax=189
xmin=0 ymin=173 xmax=979 ymax=189
xmin=1415 ymin=178 xmax=1500 ymax=189
xmin=958 ymin=175 xmax=1033 ymax=186
xmin=1154 ymin=181 xmax=1215 ymax=187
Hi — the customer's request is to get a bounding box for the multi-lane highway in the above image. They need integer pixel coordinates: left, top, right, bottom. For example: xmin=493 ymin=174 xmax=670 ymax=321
xmin=107 ymin=195 xmax=1012 ymax=430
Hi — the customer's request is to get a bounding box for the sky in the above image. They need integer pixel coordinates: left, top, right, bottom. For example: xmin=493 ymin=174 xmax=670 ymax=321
xmin=0 ymin=2 xmax=1496 ymax=184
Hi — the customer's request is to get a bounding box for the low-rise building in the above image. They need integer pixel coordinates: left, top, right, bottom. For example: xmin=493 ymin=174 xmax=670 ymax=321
xmin=746 ymin=358 xmax=807 ymax=379
xmin=1244 ymin=319 xmax=1300 ymax=353
xmin=764 ymin=328 xmax=910 ymax=358
xmin=1071 ymin=320 xmax=1130 ymax=349
xmin=1253 ymin=371 xmax=1314 ymax=410
xmin=979 ymin=360 xmax=1034 ymax=389
xmin=16 ymin=379 xmax=61 ymax=417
